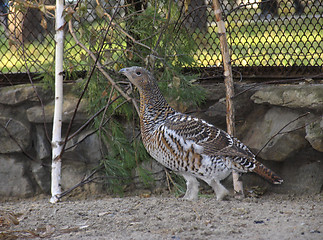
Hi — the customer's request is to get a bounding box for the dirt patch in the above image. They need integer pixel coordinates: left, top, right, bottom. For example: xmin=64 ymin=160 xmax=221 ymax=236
xmin=1 ymin=193 xmax=322 ymax=240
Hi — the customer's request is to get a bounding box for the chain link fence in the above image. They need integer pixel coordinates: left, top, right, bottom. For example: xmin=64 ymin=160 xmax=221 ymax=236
xmin=0 ymin=0 xmax=322 ymax=81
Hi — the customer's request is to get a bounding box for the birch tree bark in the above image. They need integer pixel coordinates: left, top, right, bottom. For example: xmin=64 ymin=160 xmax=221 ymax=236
xmin=212 ymin=0 xmax=244 ymax=198
xmin=50 ymin=0 xmax=64 ymax=203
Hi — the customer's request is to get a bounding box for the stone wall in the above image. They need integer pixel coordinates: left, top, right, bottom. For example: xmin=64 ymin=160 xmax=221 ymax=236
xmin=0 ymin=83 xmax=105 ymax=198
xmin=0 ymin=81 xmax=322 ymax=198
xmin=200 ymin=82 xmax=323 ymax=194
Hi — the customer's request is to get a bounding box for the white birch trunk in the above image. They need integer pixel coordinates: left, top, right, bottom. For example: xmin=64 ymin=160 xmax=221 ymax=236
xmin=50 ymin=0 xmax=64 ymax=203
xmin=212 ymin=0 xmax=244 ymax=198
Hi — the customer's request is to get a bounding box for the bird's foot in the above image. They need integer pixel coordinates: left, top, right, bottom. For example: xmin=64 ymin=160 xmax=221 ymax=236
xmin=216 ymin=188 xmax=230 ymax=201
xmin=233 ymin=190 xmax=245 ymax=200
xmin=182 ymin=192 xmax=198 ymax=201
xmin=182 ymin=174 xmax=199 ymax=201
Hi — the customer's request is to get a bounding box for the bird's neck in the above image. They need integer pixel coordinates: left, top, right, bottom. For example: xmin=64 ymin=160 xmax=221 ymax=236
xmin=139 ymin=86 xmax=175 ymax=125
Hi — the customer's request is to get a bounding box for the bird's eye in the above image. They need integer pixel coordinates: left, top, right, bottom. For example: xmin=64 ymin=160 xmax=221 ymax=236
xmin=136 ymin=71 xmax=141 ymax=76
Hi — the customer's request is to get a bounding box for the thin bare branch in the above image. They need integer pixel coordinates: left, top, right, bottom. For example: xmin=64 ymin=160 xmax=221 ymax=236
xmin=68 ymin=20 xmax=139 ymax=114
xmin=0 ymin=122 xmax=35 ymax=162
xmin=164 ymin=168 xmax=172 ymax=193
xmin=66 ymin=94 xmax=122 ymax=143
xmin=57 ymin=166 xmax=103 ymax=199
xmin=98 ymin=85 xmax=116 ymax=155
xmin=60 ymin=2 xmax=138 ymax=161
xmin=255 ymin=112 xmax=311 ymax=157
xmin=212 ymin=0 xmax=244 ymax=198
xmin=19 ymin=36 xmax=51 ymax=144
xmin=57 ymin=165 xmax=165 ymax=200
xmin=65 ymin=93 xmax=130 ymax=152
xmin=164 ymin=168 xmax=182 ymax=194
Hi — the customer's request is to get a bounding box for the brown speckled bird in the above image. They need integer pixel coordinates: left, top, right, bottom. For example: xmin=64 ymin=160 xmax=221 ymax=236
xmin=119 ymin=66 xmax=283 ymax=200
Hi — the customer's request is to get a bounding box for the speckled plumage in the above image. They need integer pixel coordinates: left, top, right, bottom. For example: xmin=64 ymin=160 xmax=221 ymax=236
xmin=120 ymin=66 xmax=283 ymax=200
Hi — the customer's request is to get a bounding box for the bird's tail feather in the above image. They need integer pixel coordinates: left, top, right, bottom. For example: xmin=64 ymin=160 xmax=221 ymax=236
xmin=253 ymin=162 xmax=283 ymax=184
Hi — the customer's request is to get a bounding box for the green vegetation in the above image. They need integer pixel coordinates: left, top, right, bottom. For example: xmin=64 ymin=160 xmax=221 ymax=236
xmin=1 ymin=1 xmax=321 ymax=194
xmin=1 ymin=4 xmax=322 ymax=73
xmin=68 ymin=0 xmax=205 ymax=194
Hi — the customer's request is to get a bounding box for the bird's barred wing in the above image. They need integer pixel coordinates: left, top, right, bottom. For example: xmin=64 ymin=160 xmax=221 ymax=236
xmin=163 ymin=114 xmax=283 ymax=183
xmin=164 ymin=114 xmax=255 ymax=160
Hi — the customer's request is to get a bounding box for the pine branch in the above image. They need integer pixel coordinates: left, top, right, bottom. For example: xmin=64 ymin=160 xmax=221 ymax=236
xmin=68 ymin=20 xmax=139 ymax=114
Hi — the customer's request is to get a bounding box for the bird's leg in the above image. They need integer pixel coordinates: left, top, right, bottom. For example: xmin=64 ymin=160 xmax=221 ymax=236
xmin=182 ymin=174 xmax=199 ymax=201
xmin=207 ymin=179 xmax=229 ymax=201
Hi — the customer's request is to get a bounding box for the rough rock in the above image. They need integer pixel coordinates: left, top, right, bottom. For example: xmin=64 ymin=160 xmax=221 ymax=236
xmin=205 ymin=97 xmax=255 ymax=127
xmin=251 ymin=84 xmax=323 ymax=110
xmin=61 ymin=161 xmax=103 ymax=195
xmin=278 ymin=148 xmax=323 ymax=194
xmin=34 ymin=124 xmax=51 ymax=160
xmin=204 ymin=98 xmax=226 ymax=126
xmin=235 ymin=148 xmax=323 ymax=194
xmin=0 ymin=116 xmax=31 ymax=153
xmin=1 ymin=81 xmax=323 ymax=198
xmin=26 ymin=94 xmax=89 ymax=123
xmin=0 ymin=155 xmax=35 ymax=197
xmin=61 ymin=161 xmax=88 ymax=190
xmin=31 ymin=161 xmax=51 ymax=193
xmin=204 ymin=83 xmax=256 ymax=129
xmin=0 ymin=84 xmax=52 ymax=105
xmin=203 ymin=83 xmax=226 ymax=101
xmin=64 ymin=130 xmax=104 ymax=163
xmin=241 ymin=106 xmax=308 ymax=161
xmin=305 ymin=117 xmax=323 ymax=152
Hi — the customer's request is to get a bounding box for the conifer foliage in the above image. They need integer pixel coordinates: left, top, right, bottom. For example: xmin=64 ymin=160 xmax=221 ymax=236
xmin=72 ymin=1 xmax=206 ymax=193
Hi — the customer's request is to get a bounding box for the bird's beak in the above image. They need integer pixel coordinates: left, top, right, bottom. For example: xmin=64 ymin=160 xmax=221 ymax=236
xmin=119 ymin=68 xmax=131 ymax=79
xmin=119 ymin=68 xmax=128 ymax=75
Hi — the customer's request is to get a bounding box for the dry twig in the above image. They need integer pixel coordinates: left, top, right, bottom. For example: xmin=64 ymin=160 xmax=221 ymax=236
xmin=212 ymin=0 xmax=244 ymax=198
xmin=256 ymin=112 xmax=311 ymax=157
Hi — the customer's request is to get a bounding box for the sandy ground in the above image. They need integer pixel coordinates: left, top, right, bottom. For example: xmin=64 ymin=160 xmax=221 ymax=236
xmin=1 ymin=193 xmax=322 ymax=240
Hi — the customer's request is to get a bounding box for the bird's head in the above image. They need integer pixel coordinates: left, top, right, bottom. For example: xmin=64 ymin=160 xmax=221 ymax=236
xmin=119 ymin=66 xmax=155 ymax=93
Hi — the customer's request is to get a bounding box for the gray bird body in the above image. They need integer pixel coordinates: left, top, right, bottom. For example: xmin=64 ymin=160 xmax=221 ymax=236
xmin=120 ymin=66 xmax=283 ymax=200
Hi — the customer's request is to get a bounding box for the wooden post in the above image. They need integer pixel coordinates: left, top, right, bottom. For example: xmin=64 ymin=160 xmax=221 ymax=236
xmin=212 ymin=0 xmax=244 ymax=198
